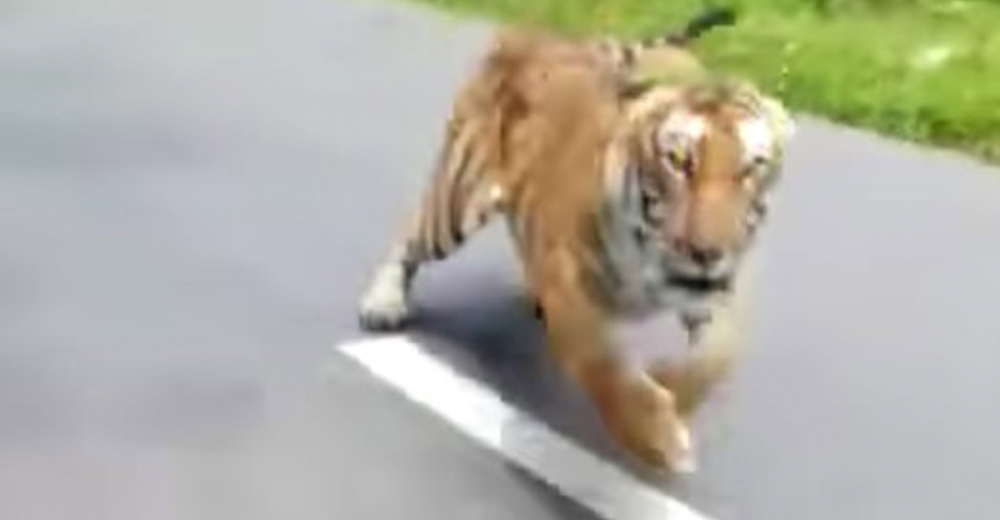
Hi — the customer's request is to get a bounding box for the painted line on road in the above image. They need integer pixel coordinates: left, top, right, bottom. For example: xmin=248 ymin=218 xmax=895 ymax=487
xmin=336 ymin=335 xmax=714 ymax=520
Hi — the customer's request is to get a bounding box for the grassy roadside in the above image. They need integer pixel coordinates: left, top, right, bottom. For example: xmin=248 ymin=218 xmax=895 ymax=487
xmin=409 ymin=0 xmax=1000 ymax=164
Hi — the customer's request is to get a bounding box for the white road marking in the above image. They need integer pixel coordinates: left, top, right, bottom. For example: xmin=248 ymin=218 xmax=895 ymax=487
xmin=336 ymin=335 xmax=715 ymax=520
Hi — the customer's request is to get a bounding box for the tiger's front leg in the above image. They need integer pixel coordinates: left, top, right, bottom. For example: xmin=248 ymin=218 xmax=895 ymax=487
xmin=535 ymin=259 xmax=696 ymax=473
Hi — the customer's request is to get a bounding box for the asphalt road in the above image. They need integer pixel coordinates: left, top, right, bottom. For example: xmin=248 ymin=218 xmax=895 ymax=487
xmin=1 ymin=0 xmax=999 ymax=519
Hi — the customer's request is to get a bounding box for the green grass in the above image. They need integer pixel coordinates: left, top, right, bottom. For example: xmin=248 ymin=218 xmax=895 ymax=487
xmin=408 ymin=0 xmax=1000 ymax=163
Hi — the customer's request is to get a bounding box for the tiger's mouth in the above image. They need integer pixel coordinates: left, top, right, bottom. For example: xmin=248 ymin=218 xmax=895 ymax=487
xmin=667 ymin=273 xmax=732 ymax=293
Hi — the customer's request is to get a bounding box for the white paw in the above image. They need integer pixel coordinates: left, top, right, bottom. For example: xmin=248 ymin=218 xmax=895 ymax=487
xmin=669 ymin=424 xmax=698 ymax=475
xmin=358 ymin=264 xmax=412 ymax=331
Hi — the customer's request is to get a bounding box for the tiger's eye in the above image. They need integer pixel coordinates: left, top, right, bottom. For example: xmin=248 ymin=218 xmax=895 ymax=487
xmin=664 ymin=148 xmax=691 ymax=179
xmin=666 ymin=148 xmax=686 ymax=167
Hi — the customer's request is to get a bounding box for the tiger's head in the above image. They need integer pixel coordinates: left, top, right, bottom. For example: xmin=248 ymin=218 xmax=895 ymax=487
xmin=611 ymin=79 xmax=794 ymax=297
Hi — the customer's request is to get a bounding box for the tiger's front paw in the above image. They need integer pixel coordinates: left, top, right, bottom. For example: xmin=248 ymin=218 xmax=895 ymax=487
xmin=358 ymin=265 xmax=412 ymax=332
xmin=604 ymin=377 xmax=698 ymax=475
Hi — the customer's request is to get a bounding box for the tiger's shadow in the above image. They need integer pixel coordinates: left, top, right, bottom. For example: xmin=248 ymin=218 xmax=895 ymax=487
xmin=402 ymin=279 xmax=688 ymax=491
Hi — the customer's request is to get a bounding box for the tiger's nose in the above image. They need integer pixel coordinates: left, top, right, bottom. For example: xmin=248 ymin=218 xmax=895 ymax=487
xmin=689 ymin=246 xmax=723 ymax=266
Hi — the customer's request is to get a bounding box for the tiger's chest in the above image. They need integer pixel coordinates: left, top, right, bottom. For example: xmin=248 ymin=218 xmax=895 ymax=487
xmin=595 ymin=246 xmax=710 ymax=372
xmin=594 ymin=226 xmax=715 ymax=322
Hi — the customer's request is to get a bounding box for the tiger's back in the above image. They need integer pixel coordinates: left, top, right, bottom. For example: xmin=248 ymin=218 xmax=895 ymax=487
xmin=447 ymin=28 xmax=709 ymax=288
xmin=469 ymin=29 xmax=624 ymax=242
xmin=392 ymin=27 xmax=634 ymax=288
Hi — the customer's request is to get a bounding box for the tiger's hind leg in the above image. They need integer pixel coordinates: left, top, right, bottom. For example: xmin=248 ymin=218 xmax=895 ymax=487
xmin=358 ymin=126 xmax=502 ymax=331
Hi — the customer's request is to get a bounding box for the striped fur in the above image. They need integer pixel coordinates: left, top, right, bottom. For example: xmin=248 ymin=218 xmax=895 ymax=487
xmin=357 ymin=9 xmax=793 ymax=474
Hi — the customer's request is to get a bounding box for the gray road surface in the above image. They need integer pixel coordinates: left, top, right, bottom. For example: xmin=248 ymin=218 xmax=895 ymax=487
xmin=1 ymin=0 xmax=999 ymax=519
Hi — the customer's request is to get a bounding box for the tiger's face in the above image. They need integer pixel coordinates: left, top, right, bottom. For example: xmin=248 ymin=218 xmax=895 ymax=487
xmin=635 ymin=95 xmax=792 ymax=294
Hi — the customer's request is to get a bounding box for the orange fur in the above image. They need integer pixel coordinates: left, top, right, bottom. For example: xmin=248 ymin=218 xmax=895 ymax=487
xmin=358 ymin=24 xmax=793 ymax=473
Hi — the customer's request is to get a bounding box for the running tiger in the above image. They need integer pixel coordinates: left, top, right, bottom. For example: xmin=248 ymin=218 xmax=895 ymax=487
xmin=356 ymin=7 xmax=795 ymax=473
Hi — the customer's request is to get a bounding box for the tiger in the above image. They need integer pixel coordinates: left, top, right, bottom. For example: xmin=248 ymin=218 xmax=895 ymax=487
xmin=356 ymin=7 xmax=795 ymax=473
